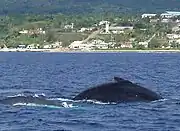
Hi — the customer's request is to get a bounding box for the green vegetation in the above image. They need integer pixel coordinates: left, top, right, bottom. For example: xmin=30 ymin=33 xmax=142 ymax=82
xmin=0 ymin=13 xmax=179 ymax=50
xmin=0 ymin=0 xmax=179 ymax=15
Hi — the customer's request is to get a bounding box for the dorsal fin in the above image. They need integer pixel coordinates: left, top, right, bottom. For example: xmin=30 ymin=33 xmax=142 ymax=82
xmin=114 ymin=77 xmax=125 ymax=82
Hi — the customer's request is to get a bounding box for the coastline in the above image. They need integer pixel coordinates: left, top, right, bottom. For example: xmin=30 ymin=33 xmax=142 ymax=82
xmin=1 ymin=48 xmax=180 ymax=53
xmin=49 ymin=48 xmax=180 ymax=53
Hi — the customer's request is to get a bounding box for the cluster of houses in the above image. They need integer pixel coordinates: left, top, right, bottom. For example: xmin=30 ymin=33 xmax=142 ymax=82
xmin=142 ymin=11 xmax=180 ymax=19
xmin=14 ymin=11 xmax=180 ymax=51
xmin=142 ymin=11 xmax=180 ymax=48
xmin=142 ymin=11 xmax=180 ymax=23
xmin=68 ymin=40 xmax=113 ymax=50
xmin=19 ymin=28 xmax=46 ymax=35
xmin=69 ymin=11 xmax=180 ymax=50
xmin=10 ymin=41 xmax=62 ymax=50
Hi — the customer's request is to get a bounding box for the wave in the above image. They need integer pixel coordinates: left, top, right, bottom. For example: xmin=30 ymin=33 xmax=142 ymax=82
xmin=7 ymin=93 xmax=46 ymax=98
xmin=12 ymin=102 xmax=75 ymax=109
xmin=1 ymin=93 xmax=76 ymax=109
xmin=48 ymin=97 xmax=74 ymax=102
xmin=3 ymin=92 xmax=117 ymax=109
xmin=152 ymin=98 xmax=168 ymax=103
xmin=51 ymin=97 xmax=117 ymax=105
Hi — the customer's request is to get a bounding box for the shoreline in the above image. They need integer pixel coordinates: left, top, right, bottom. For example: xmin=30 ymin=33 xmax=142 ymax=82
xmin=1 ymin=48 xmax=180 ymax=53
xmin=49 ymin=49 xmax=180 ymax=53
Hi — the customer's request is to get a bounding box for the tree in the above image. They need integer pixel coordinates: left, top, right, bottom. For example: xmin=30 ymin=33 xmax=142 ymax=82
xmin=148 ymin=38 xmax=162 ymax=49
xmin=45 ymin=31 xmax=57 ymax=42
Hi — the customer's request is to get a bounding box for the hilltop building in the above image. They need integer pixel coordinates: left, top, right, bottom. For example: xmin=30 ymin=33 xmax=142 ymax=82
xmin=161 ymin=11 xmax=180 ymax=18
xmin=141 ymin=14 xmax=157 ymax=18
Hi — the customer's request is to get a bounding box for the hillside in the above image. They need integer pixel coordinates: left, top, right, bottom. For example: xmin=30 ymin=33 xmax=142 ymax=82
xmin=0 ymin=0 xmax=180 ymax=14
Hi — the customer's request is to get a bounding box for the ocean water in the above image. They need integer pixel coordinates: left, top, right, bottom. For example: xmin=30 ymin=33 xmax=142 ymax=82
xmin=0 ymin=52 xmax=180 ymax=131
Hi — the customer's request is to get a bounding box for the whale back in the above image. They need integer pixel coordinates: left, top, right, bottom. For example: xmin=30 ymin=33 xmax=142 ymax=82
xmin=114 ymin=77 xmax=125 ymax=82
xmin=73 ymin=77 xmax=162 ymax=103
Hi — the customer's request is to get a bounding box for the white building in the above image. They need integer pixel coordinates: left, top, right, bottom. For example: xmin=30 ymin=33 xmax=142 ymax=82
xmin=69 ymin=40 xmax=111 ymax=50
xmin=64 ymin=23 xmax=74 ymax=29
xmin=161 ymin=11 xmax=180 ymax=18
xmin=78 ymin=27 xmax=95 ymax=32
xmin=138 ymin=42 xmax=149 ymax=48
xmin=167 ymin=34 xmax=180 ymax=39
xmin=26 ymin=44 xmax=36 ymax=49
xmin=142 ymin=14 xmax=157 ymax=18
xmin=104 ymin=26 xmax=134 ymax=34
xmin=121 ymin=42 xmax=133 ymax=48
xmin=19 ymin=30 xmax=29 ymax=34
xmin=68 ymin=41 xmax=83 ymax=49
xmin=19 ymin=28 xmax=45 ymax=35
xmin=99 ymin=21 xmax=110 ymax=26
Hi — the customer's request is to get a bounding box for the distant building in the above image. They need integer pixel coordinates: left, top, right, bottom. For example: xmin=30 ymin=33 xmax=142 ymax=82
xmin=99 ymin=21 xmax=110 ymax=26
xmin=26 ymin=44 xmax=36 ymax=49
xmin=141 ymin=14 xmax=157 ymax=18
xmin=172 ymin=26 xmax=180 ymax=32
xmin=64 ymin=23 xmax=74 ymax=29
xmin=167 ymin=34 xmax=180 ymax=39
xmin=121 ymin=42 xmax=133 ymax=48
xmin=161 ymin=11 xmax=180 ymax=18
xmin=19 ymin=28 xmax=45 ymax=35
xmin=69 ymin=40 xmax=112 ymax=50
xmin=78 ymin=27 xmax=96 ymax=32
xmin=161 ymin=19 xmax=172 ymax=23
xmin=69 ymin=41 xmax=83 ymax=49
xmin=104 ymin=26 xmax=134 ymax=34
xmin=138 ymin=42 xmax=148 ymax=48
xmin=19 ymin=30 xmax=28 ymax=34
xmin=150 ymin=19 xmax=159 ymax=23
xmin=43 ymin=42 xmax=62 ymax=49
xmin=17 ymin=45 xmax=26 ymax=49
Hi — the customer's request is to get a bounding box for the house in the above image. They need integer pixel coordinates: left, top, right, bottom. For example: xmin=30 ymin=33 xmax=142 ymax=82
xmin=69 ymin=41 xmax=83 ymax=49
xmin=99 ymin=21 xmax=110 ymax=26
xmin=150 ymin=19 xmax=159 ymax=23
xmin=138 ymin=42 xmax=148 ymax=48
xmin=43 ymin=42 xmax=62 ymax=49
xmin=19 ymin=30 xmax=28 ymax=34
xmin=104 ymin=26 xmax=134 ymax=34
xmin=95 ymin=42 xmax=109 ymax=49
xmin=109 ymin=26 xmax=134 ymax=30
xmin=64 ymin=23 xmax=74 ymax=29
xmin=43 ymin=45 xmax=52 ymax=49
xmin=17 ymin=45 xmax=26 ymax=49
xmin=172 ymin=26 xmax=180 ymax=32
xmin=78 ymin=27 xmax=96 ymax=32
xmin=69 ymin=39 xmax=112 ymax=50
xmin=141 ymin=14 xmax=157 ymax=18
xmin=167 ymin=34 xmax=180 ymax=39
xmin=26 ymin=44 xmax=36 ymax=49
xmin=120 ymin=42 xmax=133 ymax=48
xmin=19 ymin=28 xmax=45 ymax=35
xmin=161 ymin=19 xmax=172 ymax=23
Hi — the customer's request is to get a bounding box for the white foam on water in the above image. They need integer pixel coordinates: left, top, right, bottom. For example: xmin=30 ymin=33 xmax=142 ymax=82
xmin=13 ymin=102 xmax=76 ymax=109
xmin=48 ymin=98 xmax=74 ymax=102
xmin=62 ymin=102 xmax=74 ymax=108
xmin=73 ymin=99 xmax=117 ymax=105
xmin=49 ymin=97 xmax=116 ymax=105
xmin=86 ymin=100 xmax=117 ymax=105
xmin=33 ymin=93 xmax=46 ymax=98
xmin=152 ymin=98 xmax=168 ymax=103
xmin=7 ymin=93 xmax=25 ymax=98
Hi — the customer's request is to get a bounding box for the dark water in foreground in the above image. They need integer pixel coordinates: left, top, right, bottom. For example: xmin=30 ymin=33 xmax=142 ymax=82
xmin=0 ymin=52 xmax=180 ymax=131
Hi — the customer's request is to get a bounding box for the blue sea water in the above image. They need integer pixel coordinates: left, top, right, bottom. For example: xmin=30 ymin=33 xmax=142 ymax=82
xmin=0 ymin=52 xmax=180 ymax=131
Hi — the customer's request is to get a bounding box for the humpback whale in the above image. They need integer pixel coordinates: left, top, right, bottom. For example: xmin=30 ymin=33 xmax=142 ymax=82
xmin=73 ymin=77 xmax=162 ymax=103
xmin=0 ymin=96 xmax=60 ymax=106
xmin=0 ymin=77 xmax=162 ymax=107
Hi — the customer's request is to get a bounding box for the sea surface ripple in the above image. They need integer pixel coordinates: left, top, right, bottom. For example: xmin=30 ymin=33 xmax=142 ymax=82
xmin=0 ymin=52 xmax=180 ymax=131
